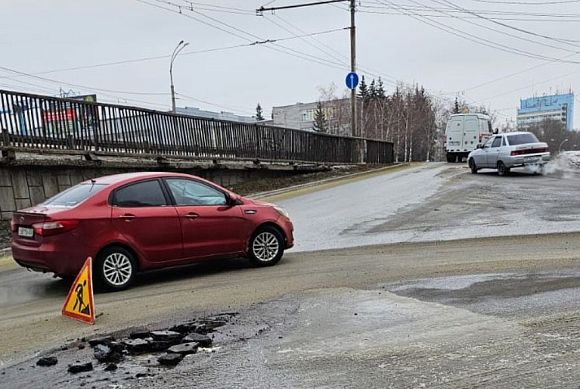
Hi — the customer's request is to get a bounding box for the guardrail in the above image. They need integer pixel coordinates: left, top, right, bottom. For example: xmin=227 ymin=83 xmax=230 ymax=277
xmin=0 ymin=89 xmax=393 ymax=164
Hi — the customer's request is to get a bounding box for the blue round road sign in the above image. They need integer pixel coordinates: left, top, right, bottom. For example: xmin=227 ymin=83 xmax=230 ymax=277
xmin=345 ymin=72 xmax=359 ymax=90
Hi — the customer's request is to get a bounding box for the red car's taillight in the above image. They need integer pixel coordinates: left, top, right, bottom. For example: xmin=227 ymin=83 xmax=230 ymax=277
xmin=32 ymin=220 xmax=79 ymax=237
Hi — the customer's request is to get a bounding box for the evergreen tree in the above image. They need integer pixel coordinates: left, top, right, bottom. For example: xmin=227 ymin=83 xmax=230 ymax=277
xmin=313 ymin=101 xmax=328 ymax=133
xmin=369 ymin=79 xmax=377 ymax=100
xmin=376 ymin=78 xmax=386 ymax=100
xmin=358 ymin=75 xmax=369 ymax=101
xmin=453 ymin=97 xmax=460 ymax=114
xmin=255 ymin=103 xmax=265 ymax=121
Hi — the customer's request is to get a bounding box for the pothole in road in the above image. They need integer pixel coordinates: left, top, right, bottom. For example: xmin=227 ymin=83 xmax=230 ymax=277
xmin=1 ymin=312 xmax=271 ymax=388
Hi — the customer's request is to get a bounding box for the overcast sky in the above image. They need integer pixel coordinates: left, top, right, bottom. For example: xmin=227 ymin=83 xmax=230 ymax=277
xmin=1 ymin=0 xmax=579 ymax=127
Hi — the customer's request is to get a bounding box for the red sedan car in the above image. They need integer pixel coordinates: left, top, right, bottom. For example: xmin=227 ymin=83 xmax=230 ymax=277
xmin=11 ymin=172 xmax=294 ymax=290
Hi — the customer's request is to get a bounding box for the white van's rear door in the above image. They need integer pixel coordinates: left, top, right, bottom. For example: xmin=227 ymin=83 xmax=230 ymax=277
xmin=446 ymin=116 xmax=463 ymax=152
xmin=463 ymin=115 xmax=479 ymax=152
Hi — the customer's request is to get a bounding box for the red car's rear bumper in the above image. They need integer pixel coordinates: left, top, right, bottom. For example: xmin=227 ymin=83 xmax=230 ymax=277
xmin=12 ymin=240 xmax=87 ymax=276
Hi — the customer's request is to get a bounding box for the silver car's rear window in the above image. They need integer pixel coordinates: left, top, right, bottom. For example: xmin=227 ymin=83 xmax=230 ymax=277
xmin=507 ymin=133 xmax=539 ymax=145
xmin=44 ymin=183 xmax=107 ymax=207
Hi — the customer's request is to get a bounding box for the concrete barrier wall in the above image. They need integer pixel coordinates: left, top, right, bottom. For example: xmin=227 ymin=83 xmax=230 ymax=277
xmin=0 ymin=166 xmax=300 ymax=220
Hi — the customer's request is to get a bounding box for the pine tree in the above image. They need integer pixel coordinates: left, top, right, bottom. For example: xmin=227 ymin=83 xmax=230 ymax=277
xmin=369 ymin=79 xmax=377 ymax=100
xmin=313 ymin=101 xmax=328 ymax=133
xmin=453 ymin=97 xmax=460 ymax=114
xmin=376 ymin=78 xmax=386 ymax=100
xmin=255 ymin=103 xmax=265 ymax=121
xmin=358 ymin=75 xmax=369 ymax=101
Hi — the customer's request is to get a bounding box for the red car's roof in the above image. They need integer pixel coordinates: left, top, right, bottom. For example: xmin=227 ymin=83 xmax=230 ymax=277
xmin=87 ymin=172 xmax=195 ymax=185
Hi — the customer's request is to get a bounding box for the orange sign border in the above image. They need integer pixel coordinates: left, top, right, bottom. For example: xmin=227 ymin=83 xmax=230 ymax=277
xmin=61 ymin=257 xmax=95 ymax=325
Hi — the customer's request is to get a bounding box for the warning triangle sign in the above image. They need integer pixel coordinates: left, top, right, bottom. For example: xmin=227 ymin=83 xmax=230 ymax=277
xmin=62 ymin=257 xmax=95 ymax=324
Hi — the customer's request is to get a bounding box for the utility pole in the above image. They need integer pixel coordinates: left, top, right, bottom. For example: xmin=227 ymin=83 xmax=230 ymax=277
xmin=349 ymin=0 xmax=357 ymax=138
xmin=257 ymin=0 xmax=357 ymax=138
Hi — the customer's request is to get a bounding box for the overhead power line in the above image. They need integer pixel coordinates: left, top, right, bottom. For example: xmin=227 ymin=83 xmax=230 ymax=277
xmin=375 ymin=0 xmax=580 ymax=64
xmin=413 ymin=0 xmax=580 ymax=53
xmin=437 ymin=0 xmax=580 ymax=45
xmin=0 ymin=65 xmax=170 ymax=96
xmin=0 ymin=27 xmax=347 ymax=81
xmin=139 ymin=0 xmax=354 ymax=71
xmin=469 ymin=0 xmax=580 ymax=5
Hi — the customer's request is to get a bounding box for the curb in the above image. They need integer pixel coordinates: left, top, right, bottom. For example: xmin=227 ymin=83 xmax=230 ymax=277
xmin=251 ymin=163 xmax=413 ymax=200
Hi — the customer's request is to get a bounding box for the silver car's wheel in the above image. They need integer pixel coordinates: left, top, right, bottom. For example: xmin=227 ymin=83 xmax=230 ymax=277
xmin=249 ymin=227 xmax=284 ymax=267
xmin=469 ymin=158 xmax=478 ymax=174
xmin=103 ymin=253 xmax=133 ymax=287
xmin=497 ymin=161 xmax=510 ymax=176
xmin=96 ymin=246 xmax=137 ymax=291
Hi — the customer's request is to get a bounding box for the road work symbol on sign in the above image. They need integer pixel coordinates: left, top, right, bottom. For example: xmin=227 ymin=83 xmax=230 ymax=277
xmin=62 ymin=257 xmax=95 ymax=324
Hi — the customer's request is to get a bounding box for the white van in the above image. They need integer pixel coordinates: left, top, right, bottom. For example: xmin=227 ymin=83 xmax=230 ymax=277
xmin=445 ymin=113 xmax=493 ymax=163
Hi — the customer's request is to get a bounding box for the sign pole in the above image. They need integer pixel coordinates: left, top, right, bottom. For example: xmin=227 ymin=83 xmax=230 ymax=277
xmin=350 ymin=0 xmax=357 ymax=140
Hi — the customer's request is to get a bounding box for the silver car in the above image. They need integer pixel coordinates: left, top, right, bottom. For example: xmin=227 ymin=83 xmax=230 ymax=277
xmin=467 ymin=132 xmax=550 ymax=176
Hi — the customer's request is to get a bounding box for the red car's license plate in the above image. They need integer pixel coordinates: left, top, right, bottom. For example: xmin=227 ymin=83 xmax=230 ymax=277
xmin=18 ymin=227 xmax=34 ymax=238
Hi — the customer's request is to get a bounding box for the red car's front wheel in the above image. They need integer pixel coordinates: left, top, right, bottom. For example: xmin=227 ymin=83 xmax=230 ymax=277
xmin=249 ymin=226 xmax=284 ymax=267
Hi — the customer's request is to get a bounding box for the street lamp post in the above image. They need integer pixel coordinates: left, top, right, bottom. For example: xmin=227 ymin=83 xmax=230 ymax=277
xmin=559 ymin=138 xmax=569 ymax=153
xmin=170 ymin=40 xmax=189 ymax=113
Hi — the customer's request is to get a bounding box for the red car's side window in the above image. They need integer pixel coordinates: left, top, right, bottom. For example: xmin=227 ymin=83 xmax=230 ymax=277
xmin=165 ymin=179 xmax=227 ymax=206
xmin=112 ymin=180 xmax=168 ymax=208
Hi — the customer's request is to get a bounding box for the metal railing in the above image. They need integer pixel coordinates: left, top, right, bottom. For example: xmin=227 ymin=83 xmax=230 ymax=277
xmin=0 ymin=89 xmax=393 ymax=164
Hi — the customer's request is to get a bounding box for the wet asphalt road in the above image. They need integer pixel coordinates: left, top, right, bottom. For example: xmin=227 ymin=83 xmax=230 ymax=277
xmin=279 ymin=159 xmax=580 ymax=252
xmin=3 ymin=160 xmax=580 ymax=310
xmin=1 ymin=161 xmax=580 ymax=387
xmin=2 ymin=233 xmax=580 ymax=388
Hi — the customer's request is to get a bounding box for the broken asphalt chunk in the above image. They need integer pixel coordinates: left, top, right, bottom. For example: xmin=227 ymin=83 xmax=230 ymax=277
xmin=36 ymin=357 xmax=58 ymax=367
xmin=68 ymin=362 xmax=93 ymax=374
xmin=183 ymin=333 xmax=212 ymax=347
xmin=150 ymin=330 xmax=183 ymax=343
xmin=94 ymin=344 xmax=123 ymax=363
xmin=104 ymin=363 xmax=118 ymax=372
xmin=157 ymin=353 xmax=184 ymax=366
xmin=129 ymin=331 xmax=151 ymax=340
xmin=122 ymin=338 xmax=150 ymax=354
xmin=88 ymin=336 xmax=114 ymax=347
xmin=167 ymin=342 xmax=199 ymax=355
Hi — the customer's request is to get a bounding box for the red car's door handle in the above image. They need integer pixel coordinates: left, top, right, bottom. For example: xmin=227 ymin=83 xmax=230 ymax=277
xmin=119 ymin=214 xmax=136 ymax=221
xmin=185 ymin=213 xmax=199 ymax=220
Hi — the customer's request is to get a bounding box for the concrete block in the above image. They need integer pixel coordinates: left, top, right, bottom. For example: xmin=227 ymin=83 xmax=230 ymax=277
xmin=26 ymin=172 xmax=43 ymax=186
xmin=0 ymin=187 xmax=16 ymax=212
xmin=57 ymin=175 xmax=71 ymax=187
xmin=12 ymin=171 xmax=30 ymax=199
xmin=29 ymin=186 xmax=46 ymax=206
xmin=70 ymin=174 xmax=84 ymax=185
xmin=0 ymin=169 xmax=12 ymax=186
xmin=42 ymin=174 xmax=59 ymax=198
xmin=15 ymin=198 xmax=31 ymax=210
xmin=1 ymin=212 xmax=13 ymax=221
